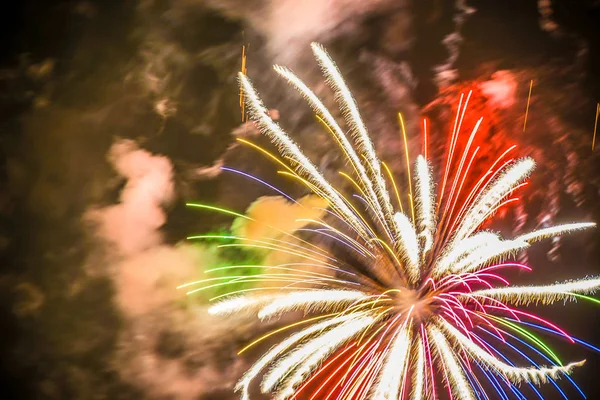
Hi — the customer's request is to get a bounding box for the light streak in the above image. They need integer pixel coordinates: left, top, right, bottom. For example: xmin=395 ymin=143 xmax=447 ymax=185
xmin=523 ymin=80 xmax=533 ymax=132
xmin=593 ymin=102 xmax=599 ymax=150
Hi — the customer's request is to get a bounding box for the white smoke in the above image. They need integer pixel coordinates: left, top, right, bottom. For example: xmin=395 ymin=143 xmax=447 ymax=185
xmin=479 ymin=70 xmax=518 ymax=110
xmin=538 ymin=0 xmax=559 ymax=33
xmin=85 ymin=139 xmax=248 ymax=398
xmin=433 ymin=0 xmax=476 ymax=88
xmin=85 ymin=139 xmax=330 ymax=399
xmin=205 ymin=0 xmax=407 ymax=63
xmin=88 ymin=139 xmax=174 ymax=257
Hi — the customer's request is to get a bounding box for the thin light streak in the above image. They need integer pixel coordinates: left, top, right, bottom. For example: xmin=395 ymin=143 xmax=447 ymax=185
xmin=382 ymin=161 xmax=404 ymax=213
xmin=398 ymin=112 xmax=415 ymax=222
xmin=523 ymin=80 xmax=533 ymax=132
xmin=593 ymin=102 xmax=599 ymax=150
xmin=221 ymin=166 xmax=296 ymax=202
xmin=423 ymin=118 xmax=428 ymax=160
xmin=240 ymin=43 xmax=248 ymax=121
xmin=238 ymin=313 xmax=342 ymax=355
xmin=186 ymin=203 xmax=252 ymax=220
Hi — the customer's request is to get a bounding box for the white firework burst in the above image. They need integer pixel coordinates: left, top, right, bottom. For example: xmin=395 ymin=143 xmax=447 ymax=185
xmin=186 ymin=43 xmax=597 ymax=400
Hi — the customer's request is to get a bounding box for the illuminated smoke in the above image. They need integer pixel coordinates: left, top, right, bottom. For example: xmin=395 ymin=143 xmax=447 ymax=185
xmin=433 ymin=0 xmax=476 ymax=88
xmin=85 ymin=140 xmax=247 ymax=398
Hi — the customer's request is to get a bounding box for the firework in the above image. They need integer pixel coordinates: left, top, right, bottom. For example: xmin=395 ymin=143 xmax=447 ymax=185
xmin=186 ymin=43 xmax=598 ymax=399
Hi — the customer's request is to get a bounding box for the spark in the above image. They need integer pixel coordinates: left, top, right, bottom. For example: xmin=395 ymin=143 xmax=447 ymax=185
xmin=411 ymin=334 xmax=426 ymax=400
xmin=464 ymin=277 xmax=600 ymax=306
xmin=516 ymin=222 xmax=596 ymax=243
xmin=371 ymin=321 xmax=412 ymax=399
xmin=240 ymin=42 xmax=249 ymax=121
xmin=430 ymin=325 xmax=475 ymax=400
xmin=393 ymin=212 xmax=420 ymax=283
xmin=523 ymin=79 xmax=533 ymax=132
xmin=257 ymin=289 xmax=368 ymax=320
xmin=186 ymin=44 xmax=598 ymax=399
xmin=382 ymin=161 xmax=404 ymax=214
xmin=423 ymin=118 xmax=428 ymax=160
xmin=187 ymin=203 xmax=251 ymax=221
xmin=415 ymin=155 xmax=435 ymax=257
xmin=438 ymin=318 xmax=584 ymax=384
xmin=399 ymin=112 xmax=415 ymax=222
xmin=262 ymin=315 xmax=375 ymax=399
xmin=593 ymin=102 xmax=599 ymax=150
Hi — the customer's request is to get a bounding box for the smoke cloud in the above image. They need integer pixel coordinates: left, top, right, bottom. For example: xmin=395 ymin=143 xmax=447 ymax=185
xmin=85 ymin=138 xmax=332 ymax=398
xmin=86 ymin=140 xmax=245 ymax=398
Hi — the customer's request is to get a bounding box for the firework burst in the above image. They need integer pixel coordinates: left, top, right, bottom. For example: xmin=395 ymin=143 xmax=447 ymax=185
xmin=185 ymin=44 xmax=598 ymax=399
